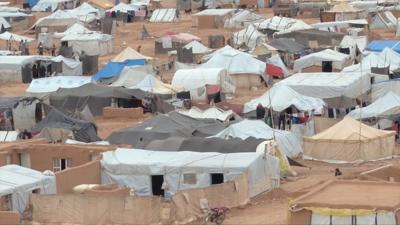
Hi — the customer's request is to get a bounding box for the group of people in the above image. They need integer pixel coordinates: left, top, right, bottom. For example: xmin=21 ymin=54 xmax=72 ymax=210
xmin=32 ymin=62 xmax=52 ymax=79
xmin=256 ymin=103 xmax=310 ymax=130
xmin=37 ymin=42 xmax=57 ymax=56
xmin=17 ymin=40 xmax=30 ymax=55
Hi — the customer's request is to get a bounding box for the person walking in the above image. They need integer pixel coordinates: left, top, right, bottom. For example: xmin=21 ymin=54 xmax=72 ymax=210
xmin=256 ymin=103 xmax=266 ymax=120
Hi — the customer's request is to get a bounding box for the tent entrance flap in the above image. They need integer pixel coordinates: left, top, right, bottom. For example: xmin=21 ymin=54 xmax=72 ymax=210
xmin=211 ymin=173 xmax=224 ymax=185
xmin=151 ymin=175 xmax=165 ymax=197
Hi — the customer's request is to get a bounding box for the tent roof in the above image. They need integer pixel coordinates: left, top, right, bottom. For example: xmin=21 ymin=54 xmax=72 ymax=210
xmin=224 ymin=9 xmax=265 ymax=28
xmin=61 ymin=32 xmax=112 ymax=41
xmin=232 ymin=24 xmax=266 ymax=49
xmin=329 ymin=2 xmax=363 ymax=13
xmin=107 ymin=2 xmax=139 ymax=13
xmin=254 ymin=16 xmax=312 ymax=34
xmin=306 ymin=116 xmax=394 ymax=141
xmin=54 ymin=23 xmax=92 ymax=38
xmin=244 ymin=85 xmax=326 ymax=113
xmin=149 ymin=8 xmax=177 ymax=22
xmin=128 ymin=74 xmax=178 ymax=95
xmin=293 ymin=49 xmax=350 ymax=71
xmin=194 ymin=8 xmax=235 ymax=16
xmin=112 ymin=47 xmax=153 ymax=62
xmin=172 ymin=67 xmax=229 ymax=91
xmin=68 ymin=2 xmax=99 ymax=15
xmin=93 ymin=60 xmax=146 ymax=81
xmin=278 ymin=72 xmax=371 ymax=99
xmin=26 ymin=76 xmax=92 ymax=94
xmin=87 ymin=0 xmax=113 ymax=9
xmin=269 ymin=38 xmax=306 ymax=53
xmin=366 ymin=40 xmax=400 ymax=53
xmin=0 ymin=31 xmax=34 ymax=42
xmin=183 ymin=40 xmax=211 ymax=54
xmin=178 ymin=106 xmax=235 ymax=122
xmin=0 ymin=164 xmax=54 ymax=195
xmin=201 ymin=45 xmax=266 ymax=75
xmin=213 ymin=119 xmax=302 ymax=157
xmin=348 ymin=91 xmax=400 ymax=119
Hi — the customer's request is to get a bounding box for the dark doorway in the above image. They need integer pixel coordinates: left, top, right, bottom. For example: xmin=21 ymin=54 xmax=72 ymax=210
xmin=151 ymin=175 xmax=165 ymax=196
xmin=211 ymin=173 xmax=224 ymax=185
xmin=322 ymin=61 xmax=333 ymax=72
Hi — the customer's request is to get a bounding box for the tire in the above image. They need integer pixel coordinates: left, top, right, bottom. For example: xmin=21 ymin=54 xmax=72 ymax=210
xmin=215 ymin=214 xmax=225 ymax=225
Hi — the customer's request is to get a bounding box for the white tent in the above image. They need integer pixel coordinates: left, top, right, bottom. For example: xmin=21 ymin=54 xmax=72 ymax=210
xmin=26 ymin=76 xmax=91 ymax=95
xmin=61 ymin=32 xmax=113 ymax=56
xmin=338 ymin=35 xmax=367 ymax=60
xmin=370 ymin=11 xmax=397 ymax=29
xmin=53 ymin=23 xmax=92 ymax=38
xmin=244 ymin=85 xmax=326 ymax=113
xmin=0 ymin=17 xmax=10 ymax=29
xmin=178 ymin=106 xmax=235 ymax=122
xmin=293 ymin=49 xmax=351 ymax=72
xmin=0 ymin=55 xmax=44 ymax=82
xmin=150 ymin=8 xmax=177 ymax=23
xmin=213 ymin=119 xmax=303 ymax=158
xmin=128 ymin=75 xmax=179 ymax=95
xmin=348 ymin=92 xmax=400 ymax=119
xmin=106 ymin=2 xmax=139 ymax=13
xmin=32 ymin=0 xmax=75 ymax=12
xmin=312 ymin=19 xmax=368 ymax=32
xmin=110 ymin=64 xmax=155 ymax=87
xmin=224 ymin=9 xmax=265 ymax=29
xmin=172 ymin=68 xmax=235 ymax=94
xmin=0 ymin=165 xmax=56 ymax=214
xmin=31 ymin=10 xmax=79 ymax=29
xmin=0 ymin=131 xmax=18 ymax=142
xmin=0 ymin=7 xmax=29 ymax=18
xmin=101 ymin=148 xmax=280 ymax=197
xmin=267 ymin=54 xmax=289 ymax=78
xmin=0 ymin=31 xmax=34 ymax=42
xmin=254 ymin=16 xmax=312 ymax=35
xmin=50 ymin=55 xmax=83 ymax=76
xmin=343 ymin=47 xmax=400 ymax=73
xmin=371 ymin=79 xmax=400 ymax=102
xmin=277 ymin=72 xmax=371 ymax=108
xmin=201 ymin=45 xmax=266 ymax=87
xmin=183 ymin=40 xmax=211 ymax=55
xmin=232 ymin=24 xmax=266 ymax=49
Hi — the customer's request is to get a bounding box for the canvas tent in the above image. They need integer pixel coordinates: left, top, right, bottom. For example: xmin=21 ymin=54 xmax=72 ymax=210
xmin=277 ymin=72 xmax=371 ymax=108
xmin=243 ymin=85 xmax=326 ymax=114
xmin=232 ymin=24 xmax=266 ymax=50
xmin=108 ymin=64 xmax=155 ymax=87
xmin=26 ymin=76 xmax=91 ymax=97
xmin=0 ymin=55 xmax=47 ymax=83
xmin=328 ymin=2 xmax=364 ymax=21
xmin=61 ymin=32 xmax=113 ymax=56
xmin=178 ymin=106 xmax=236 ymax=122
xmin=53 ymin=23 xmax=92 ymax=38
xmin=201 ymin=45 xmax=266 ymax=88
xmin=370 ymin=11 xmax=397 ymax=29
xmin=224 ymin=10 xmax=265 ymax=29
xmin=106 ymin=2 xmax=139 ymax=13
xmin=254 ymin=16 xmax=312 ymax=35
xmin=312 ymin=19 xmax=368 ymax=32
xmin=31 ymin=10 xmax=80 ymax=35
xmin=50 ymin=55 xmax=82 ymax=76
xmin=304 ymin=116 xmax=395 ymax=163
xmin=293 ymin=49 xmax=351 ymax=72
xmin=87 ymin=0 xmax=113 ymax=10
xmin=172 ymin=68 xmax=235 ymax=94
xmin=101 ymin=148 xmax=280 ymax=197
xmin=193 ymin=9 xmax=235 ymax=29
xmin=32 ymin=0 xmax=77 ymax=12
xmin=128 ymin=75 xmax=178 ymax=95
xmin=112 ymin=47 xmax=153 ymax=62
xmin=343 ymin=47 xmax=400 ymax=74
xmin=149 ymin=8 xmax=177 ymax=23
xmin=213 ymin=119 xmax=302 ymax=158
xmin=0 ymin=31 xmax=34 ymax=42
xmin=268 ymin=38 xmax=306 ymax=54
xmin=93 ymin=59 xmax=146 ymax=81
xmin=371 ymin=79 xmax=400 ymax=102
xmin=183 ymin=41 xmax=211 ymax=55
xmin=107 ymin=112 xmax=230 ymax=147
xmin=32 ymin=108 xmax=101 ymax=143
xmin=338 ymin=35 xmax=367 ymax=61
xmin=348 ymin=92 xmax=400 ymax=120
xmin=0 ymin=165 xmax=56 ymax=214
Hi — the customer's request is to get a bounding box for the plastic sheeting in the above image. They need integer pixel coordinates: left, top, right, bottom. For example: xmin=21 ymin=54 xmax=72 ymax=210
xmin=224 ymin=9 xmax=265 ymax=29
xmin=93 ymin=59 xmax=145 ymax=81
xmin=26 ymin=76 xmax=91 ymax=94
xmin=244 ymin=85 xmax=326 ymax=113
xmin=213 ymin=119 xmax=303 ymax=158
xmin=178 ymin=107 xmax=235 ymax=122
xmin=0 ymin=165 xmax=56 ymax=215
xmin=232 ymin=24 xmax=266 ymax=50
xmin=254 ymin=16 xmax=312 ymax=35
xmin=101 ymin=148 xmax=280 ymax=197
xmin=150 ymin=8 xmax=177 ymax=22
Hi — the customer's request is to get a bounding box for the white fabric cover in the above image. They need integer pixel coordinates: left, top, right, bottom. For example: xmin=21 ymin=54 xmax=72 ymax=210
xmin=101 ymin=148 xmax=280 ymax=197
xmin=0 ymin=31 xmax=34 ymax=42
xmin=32 ymin=10 xmax=79 ymax=28
xmin=183 ymin=41 xmax=211 ymax=54
xmin=178 ymin=107 xmax=235 ymax=122
xmin=110 ymin=65 xmax=154 ymax=87
xmin=201 ymin=45 xmax=266 ymax=76
xmin=128 ymin=75 xmax=178 ymax=95
xmin=244 ymin=85 xmax=326 ymax=113
xmin=0 ymin=17 xmax=11 ymax=29
xmin=213 ymin=119 xmax=303 ymax=157
xmin=277 ymin=72 xmax=371 ymax=99
xmin=61 ymin=33 xmax=112 ymax=56
xmin=312 ymin=19 xmax=368 ymax=32
xmin=107 ymin=2 xmax=139 ymax=13
xmin=26 ymin=76 xmax=91 ymax=94
xmin=51 ymin=55 xmax=83 ymax=76
xmin=32 ymin=0 xmax=74 ymax=12
xmin=0 ymin=165 xmax=56 ymax=214
xmin=372 ymin=79 xmax=400 ymax=101
xmin=0 ymin=56 xmax=42 ymax=82
xmin=172 ymin=68 xmax=235 ymax=93
xmin=149 ymin=8 xmax=177 ymax=22
xmin=254 ymin=16 xmax=312 ymax=35
xmin=53 ymin=23 xmax=91 ymax=38
xmin=348 ymin=91 xmax=400 ymax=119
xmin=339 ymin=35 xmax=367 ymax=60
xmin=0 ymin=131 xmax=18 ymax=142
xmin=343 ymin=48 xmax=400 ymax=73
xmin=193 ymin=8 xmax=235 ymax=16
xmin=224 ymin=10 xmax=265 ymax=29
xmin=293 ymin=49 xmax=350 ymax=72
xmin=232 ymin=24 xmax=266 ymax=49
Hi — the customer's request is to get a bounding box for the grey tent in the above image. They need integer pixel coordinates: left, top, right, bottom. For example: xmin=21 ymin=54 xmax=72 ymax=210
xmin=144 ymin=136 xmax=267 ymax=153
xmin=269 ymin=38 xmax=307 ymax=54
xmin=107 ymin=112 xmax=230 ymax=147
xmin=49 ymin=83 xmax=167 ymax=116
xmin=32 ymin=108 xmax=101 ymax=143
xmin=275 ymin=30 xmax=345 ymax=48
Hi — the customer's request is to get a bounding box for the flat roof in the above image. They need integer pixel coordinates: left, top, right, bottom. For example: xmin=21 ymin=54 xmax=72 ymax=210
xmin=292 ymin=180 xmax=400 ymax=211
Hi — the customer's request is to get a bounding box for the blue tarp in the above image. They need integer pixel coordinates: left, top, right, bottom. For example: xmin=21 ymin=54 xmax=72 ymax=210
xmin=26 ymin=0 xmax=39 ymax=8
xmin=93 ymin=59 xmax=146 ymax=81
xmin=367 ymin=40 xmax=400 ymax=53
